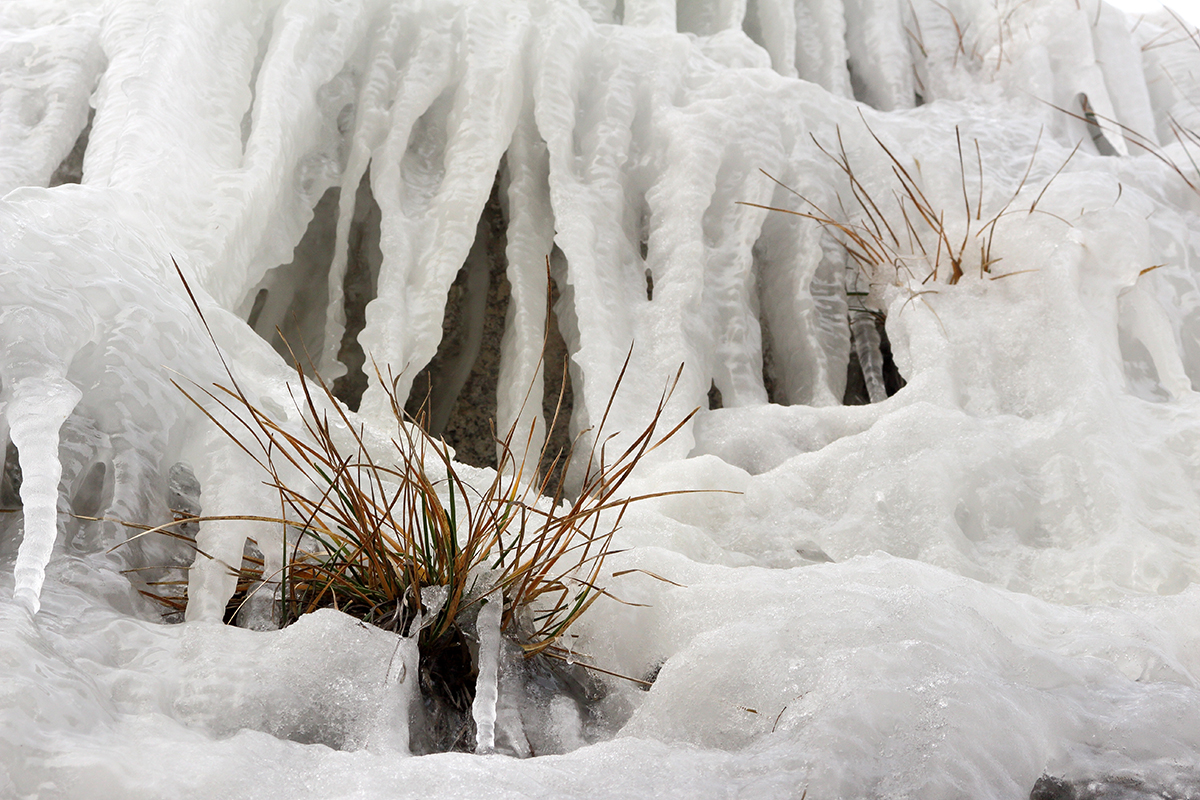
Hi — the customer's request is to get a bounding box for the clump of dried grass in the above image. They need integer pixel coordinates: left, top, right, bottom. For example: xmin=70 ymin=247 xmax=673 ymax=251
xmin=744 ymin=117 xmax=1078 ymax=313
xmin=118 ymin=265 xmax=697 ymax=739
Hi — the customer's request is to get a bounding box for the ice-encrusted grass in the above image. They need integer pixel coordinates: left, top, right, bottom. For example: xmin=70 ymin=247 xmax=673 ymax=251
xmin=747 ymin=117 xmax=1082 ymax=308
xmin=118 ymin=267 xmax=698 ymax=752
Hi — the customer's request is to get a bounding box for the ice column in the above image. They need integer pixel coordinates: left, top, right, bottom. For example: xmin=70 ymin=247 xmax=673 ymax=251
xmin=496 ymin=109 xmax=555 ymax=470
xmin=1122 ymin=283 xmax=1194 ymax=399
xmin=472 ymin=595 xmax=503 ymax=754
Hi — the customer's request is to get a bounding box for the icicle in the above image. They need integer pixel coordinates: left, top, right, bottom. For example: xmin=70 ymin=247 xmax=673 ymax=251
xmin=184 ymin=430 xmax=280 ymax=623
xmin=852 ymin=312 xmax=888 ymax=404
xmin=319 ymin=0 xmax=410 ymax=380
xmin=843 ymin=0 xmax=913 ymax=111
xmin=356 ymin=2 xmax=526 ymax=424
xmin=0 ymin=10 xmax=102 ymax=194
xmin=793 ymin=0 xmax=851 ymax=97
xmin=6 ymin=372 xmax=82 ymax=613
xmin=1122 ymin=283 xmax=1193 ymax=400
xmin=754 ymin=0 xmax=799 ymax=78
xmin=1086 ymin=0 xmax=1157 ymax=144
xmin=495 ymin=108 xmax=553 ymax=472
xmin=472 ymin=595 xmax=503 ymax=755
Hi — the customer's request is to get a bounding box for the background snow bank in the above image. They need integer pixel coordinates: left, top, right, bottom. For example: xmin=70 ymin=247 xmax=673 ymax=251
xmin=5 ymin=0 xmax=1200 ymax=797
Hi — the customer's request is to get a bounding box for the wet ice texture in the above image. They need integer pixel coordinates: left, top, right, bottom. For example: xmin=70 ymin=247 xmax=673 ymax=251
xmin=5 ymin=0 xmax=1200 ymax=797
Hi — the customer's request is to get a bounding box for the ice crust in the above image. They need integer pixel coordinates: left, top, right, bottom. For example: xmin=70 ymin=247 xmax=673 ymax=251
xmin=5 ymin=0 xmax=1200 ymax=797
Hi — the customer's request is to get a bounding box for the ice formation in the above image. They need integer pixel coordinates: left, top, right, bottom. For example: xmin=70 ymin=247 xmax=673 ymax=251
xmin=472 ymin=595 xmax=502 ymax=754
xmin=5 ymin=0 xmax=1200 ymax=797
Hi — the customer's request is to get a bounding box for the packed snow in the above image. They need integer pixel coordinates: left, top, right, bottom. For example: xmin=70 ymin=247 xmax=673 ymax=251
xmin=4 ymin=0 xmax=1200 ymax=797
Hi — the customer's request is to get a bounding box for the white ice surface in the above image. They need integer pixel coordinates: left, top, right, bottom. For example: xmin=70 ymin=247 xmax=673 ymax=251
xmin=5 ymin=0 xmax=1200 ymax=798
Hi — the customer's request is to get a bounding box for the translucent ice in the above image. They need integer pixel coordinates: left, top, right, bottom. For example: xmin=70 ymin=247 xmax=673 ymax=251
xmin=472 ymin=595 xmax=502 ymax=754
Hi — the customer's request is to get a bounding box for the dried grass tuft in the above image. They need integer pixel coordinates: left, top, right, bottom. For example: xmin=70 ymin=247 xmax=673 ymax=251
xmin=119 ymin=263 xmax=700 ymax=707
xmin=742 ymin=116 xmax=1076 ymax=315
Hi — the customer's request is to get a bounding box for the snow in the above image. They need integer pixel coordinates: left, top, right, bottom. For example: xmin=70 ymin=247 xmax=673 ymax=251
xmin=4 ymin=0 xmax=1200 ymax=797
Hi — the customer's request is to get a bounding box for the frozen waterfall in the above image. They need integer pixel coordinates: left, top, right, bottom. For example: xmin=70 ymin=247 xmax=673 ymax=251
xmin=6 ymin=0 xmax=1200 ymax=797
